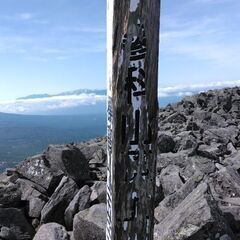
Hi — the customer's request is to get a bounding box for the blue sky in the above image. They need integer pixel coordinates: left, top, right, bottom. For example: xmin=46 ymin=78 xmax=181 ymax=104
xmin=0 ymin=0 xmax=240 ymax=108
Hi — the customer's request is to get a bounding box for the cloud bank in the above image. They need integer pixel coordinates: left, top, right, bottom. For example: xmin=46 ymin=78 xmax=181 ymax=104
xmin=0 ymin=94 xmax=106 ymax=114
xmin=0 ymin=80 xmax=239 ymax=114
xmin=158 ymin=80 xmax=240 ymax=97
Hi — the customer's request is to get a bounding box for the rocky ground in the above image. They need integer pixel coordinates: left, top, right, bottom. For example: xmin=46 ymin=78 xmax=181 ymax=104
xmin=0 ymin=87 xmax=240 ymax=240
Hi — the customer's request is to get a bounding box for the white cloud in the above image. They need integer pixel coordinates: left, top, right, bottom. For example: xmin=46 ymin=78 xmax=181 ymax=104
xmin=0 ymin=79 xmax=239 ymax=114
xmin=0 ymin=94 xmax=106 ymax=114
xmin=158 ymin=80 xmax=240 ymax=97
xmin=160 ymin=4 xmax=240 ymax=67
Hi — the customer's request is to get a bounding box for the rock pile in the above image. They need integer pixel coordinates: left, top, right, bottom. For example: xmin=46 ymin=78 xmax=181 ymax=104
xmin=0 ymin=87 xmax=239 ymax=239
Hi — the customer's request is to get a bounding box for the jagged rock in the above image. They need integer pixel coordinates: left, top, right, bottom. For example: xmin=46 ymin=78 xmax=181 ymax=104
xmin=64 ymin=185 xmax=91 ymax=230
xmin=188 ymin=155 xmax=216 ymax=175
xmin=90 ymin=181 xmax=106 ymax=204
xmin=41 ymin=176 xmax=78 ymax=225
xmin=0 ymin=208 xmax=35 ymax=240
xmin=159 ymin=165 xmax=184 ymax=196
xmin=32 ymin=219 xmax=40 ymax=230
xmin=156 ymin=151 xmax=189 ymax=171
xmin=16 ymin=154 xmax=64 ymax=193
xmin=203 ymin=127 xmax=239 ymax=145
xmin=73 ymin=203 xmax=106 ymax=240
xmin=45 ymin=144 xmax=89 ymax=183
xmin=210 ymin=166 xmax=240 ymax=234
xmin=154 ymin=183 xmax=235 ymax=240
xmin=165 ymin=112 xmax=187 ymax=124
xmin=0 ymin=180 xmax=22 ymax=208
xmin=0 ymin=227 xmax=15 ymax=240
xmin=33 ymin=223 xmax=69 ymax=240
xmin=224 ymin=151 xmax=240 ymax=171
xmin=186 ymin=120 xmax=200 ymax=131
xmin=174 ymin=131 xmax=198 ymax=151
xmin=155 ymin=171 xmax=204 ymax=223
xmin=17 ymin=178 xmax=48 ymax=218
xmin=197 ymin=143 xmax=222 ymax=160
xmin=76 ymin=137 xmax=107 ymax=166
xmin=158 ymin=133 xmax=175 ymax=153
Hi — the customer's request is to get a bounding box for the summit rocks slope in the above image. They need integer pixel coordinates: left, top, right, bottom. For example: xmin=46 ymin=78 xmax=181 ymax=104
xmin=0 ymin=87 xmax=239 ymax=239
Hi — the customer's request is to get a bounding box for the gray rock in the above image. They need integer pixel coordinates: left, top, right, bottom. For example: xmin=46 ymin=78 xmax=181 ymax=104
xmin=17 ymin=178 xmax=48 ymax=218
xmin=0 ymin=227 xmax=15 ymax=240
xmin=33 ymin=223 xmax=69 ymax=240
xmin=155 ymin=171 xmax=204 ymax=223
xmin=210 ymin=167 xmax=240 ymax=234
xmin=0 ymin=208 xmax=35 ymax=240
xmin=90 ymin=181 xmax=106 ymax=204
xmin=64 ymin=185 xmax=91 ymax=230
xmin=16 ymin=154 xmax=64 ymax=192
xmin=154 ymin=183 xmax=235 ymax=240
xmin=73 ymin=203 xmax=106 ymax=240
xmin=165 ymin=112 xmax=187 ymax=124
xmin=159 ymin=165 xmax=184 ymax=196
xmin=174 ymin=131 xmax=198 ymax=151
xmin=203 ymin=127 xmax=239 ymax=145
xmin=0 ymin=180 xmax=22 ymax=208
xmin=197 ymin=143 xmax=221 ymax=160
xmin=32 ymin=219 xmax=40 ymax=229
xmin=45 ymin=145 xmax=89 ymax=183
xmin=41 ymin=176 xmax=78 ymax=225
xmin=188 ymin=155 xmax=216 ymax=175
xmin=158 ymin=134 xmax=175 ymax=153
xmin=76 ymin=138 xmax=107 ymax=166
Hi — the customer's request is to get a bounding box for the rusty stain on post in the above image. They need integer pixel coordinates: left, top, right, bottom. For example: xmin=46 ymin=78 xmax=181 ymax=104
xmin=107 ymin=0 xmax=160 ymax=239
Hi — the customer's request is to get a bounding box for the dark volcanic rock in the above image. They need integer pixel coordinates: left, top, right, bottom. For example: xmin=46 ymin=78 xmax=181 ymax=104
xmin=159 ymin=165 xmax=184 ymax=196
xmin=45 ymin=144 xmax=89 ymax=183
xmin=0 ymin=181 xmax=22 ymax=208
xmin=76 ymin=137 xmax=107 ymax=166
xmin=90 ymin=181 xmax=106 ymax=204
xmin=16 ymin=154 xmax=64 ymax=193
xmin=155 ymin=87 xmax=240 ymax=239
xmin=41 ymin=176 xmax=78 ymax=225
xmin=17 ymin=178 xmax=48 ymax=218
xmin=0 ymin=208 xmax=35 ymax=240
xmin=154 ymin=183 xmax=235 ymax=240
xmin=158 ymin=133 xmax=175 ymax=153
xmin=64 ymin=185 xmax=91 ymax=230
xmin=73 ymin=203 xmax=107 ymax=240
xmin=33 ymin=223 xmax=70 ymax=240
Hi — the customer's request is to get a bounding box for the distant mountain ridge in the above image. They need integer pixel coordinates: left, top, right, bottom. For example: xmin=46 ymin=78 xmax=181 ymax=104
xmin=18 ymin=89 xmax=107 ymax=100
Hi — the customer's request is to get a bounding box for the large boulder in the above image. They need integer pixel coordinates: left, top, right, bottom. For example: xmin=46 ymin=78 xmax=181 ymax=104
xmin=76 ymin=137 xmax=107 ymax=166
xmin=158 ymin=133 xmax=175 ymax=153
xmin=16 ymin=154 xmax=64 ymax=193
xmin=41 ymin=176 xmax=78 ymax=225
xmin=0 ymin=181 xmax=22 ymax=208
xmin=210 ymin=166 xmax=240 ymax=234
xmin=154 ymin=183 xmax=235 ymax=240
xmin=155 ymin=171 xmax=204 ymax=223
xmin=73 ymin=203 xmax=107 ymax=240
xmin=17 ymin=178 xmax=48 ymax=218
xmin=33 ymin=223 xmax=70 ymax=240
xmin=159 ymin=165 xmax=184 ymax=196
xmin=0 ymin=208 xmax=35 ymax=240
xmin=64 ymin=185 xmax=91 ymax=230
xmin=45 ymin=144 xmax=89 ymax=183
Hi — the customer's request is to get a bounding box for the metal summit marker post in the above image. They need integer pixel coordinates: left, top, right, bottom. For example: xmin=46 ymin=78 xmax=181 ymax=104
xmin=106 ymin=0 xmax=160 ymax=239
